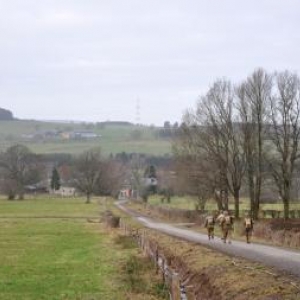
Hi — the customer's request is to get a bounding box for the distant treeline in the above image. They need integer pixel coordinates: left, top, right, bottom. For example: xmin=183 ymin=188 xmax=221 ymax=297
xmin=96 ymin=121 xmax=134 ymax=126
xmin=36 ymin=151 xmax=172 ymax=168
xmin=0 ymin=108 xmax=14 ymax=121
xmin=111 ymin=151 xmax=172 ymax=167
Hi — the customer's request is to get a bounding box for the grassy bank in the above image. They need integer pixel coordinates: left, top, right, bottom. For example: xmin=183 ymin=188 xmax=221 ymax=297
xmin=145 ymin=230 xmax=300 ymax=300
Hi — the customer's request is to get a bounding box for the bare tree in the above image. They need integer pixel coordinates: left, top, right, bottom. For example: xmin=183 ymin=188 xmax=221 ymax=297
xmin=97 ymin=159 xmax=127 ymax=198
xmin=156 ymin=166 xmax=174 ymax=203
xmin=202 ymin=80 xmax=246 ymax=217
xmin=175 ymin=152 xmax=215 ymax=211
xmin=1 ymin=178 xmax=18 ymax=200
xmin=267 ymin=71 xmax=300 ymax=219
xmin=176 ymin=80 xmax=245 ymax=217
xmin=0 ymin=144 xmax=43 ymax=200
xmin=173 ymin=116 xmax=223 ymax=211
xmin=129 ymin=154 xmax=146 ymax=200
xmin=236 ymin=68 xmax=272 ymax=219
xmin=72 ymin=149 xmax=104 ymax=203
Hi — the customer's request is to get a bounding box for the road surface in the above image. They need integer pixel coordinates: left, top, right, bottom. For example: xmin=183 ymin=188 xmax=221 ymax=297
xmin=116 ymin=202 xmax=300 ymax=278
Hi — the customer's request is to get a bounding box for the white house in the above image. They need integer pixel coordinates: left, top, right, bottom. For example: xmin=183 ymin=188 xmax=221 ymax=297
xmin=52 ymin=187 xmax=76 ymax=197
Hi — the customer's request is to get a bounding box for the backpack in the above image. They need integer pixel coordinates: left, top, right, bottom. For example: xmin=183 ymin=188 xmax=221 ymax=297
xmin=207 ymin=216 xmax=214 ymax=225
xmin=245 ymin=217 xmax=252 ymax=229
xmin=224 ymin=216 xmax=232 ymax=225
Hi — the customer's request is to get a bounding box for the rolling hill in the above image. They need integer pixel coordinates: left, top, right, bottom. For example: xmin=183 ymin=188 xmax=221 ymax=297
xmin=0 ymin=120 xmax=172 ymax=156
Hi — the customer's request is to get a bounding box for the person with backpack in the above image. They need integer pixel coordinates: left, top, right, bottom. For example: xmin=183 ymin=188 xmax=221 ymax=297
xmin=221 ymin=211 xmax=234 ymax=244
xmin=204 ymin=213 xmax=216 ymax=240
xmin=216 ymin=210 xmax=224 ymax=225
xmin=216 ymin=210 xmax=225 ymax=240
xmin=244 ymin=212 xmax=254 ymax=243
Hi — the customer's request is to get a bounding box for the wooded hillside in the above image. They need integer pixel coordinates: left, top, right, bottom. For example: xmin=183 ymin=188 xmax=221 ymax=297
xmin=0 ymin=108 xmax=14 ymax=121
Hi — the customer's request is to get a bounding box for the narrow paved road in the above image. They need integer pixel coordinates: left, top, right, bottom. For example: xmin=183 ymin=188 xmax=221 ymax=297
xmin=116 ymin=202 xmax=300 ymax=278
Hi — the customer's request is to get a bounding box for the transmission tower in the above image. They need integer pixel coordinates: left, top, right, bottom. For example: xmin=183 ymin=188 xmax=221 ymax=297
xmin=135 ymin=98 xmax=140 ymax=126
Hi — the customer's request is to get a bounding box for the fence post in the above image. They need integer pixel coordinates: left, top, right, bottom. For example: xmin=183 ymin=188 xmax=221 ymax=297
xmin=170 ymin=273 xmax=180 ymax=300
xmin=156 ymin=246 xmax=159 ymax=274
xmin=180 ymin=283 xmax=188 ymax=300
xmin=142 ymin=230 xmax=145 ymax=250
xmin=162 ymin=258 xmax=165 ymax=283
xmin=120 ymin=220 xmax=191 ymax=299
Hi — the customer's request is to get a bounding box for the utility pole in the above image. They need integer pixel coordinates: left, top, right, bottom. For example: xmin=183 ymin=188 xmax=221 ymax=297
xmin=135 ymin=98 xmax=140 ymax=126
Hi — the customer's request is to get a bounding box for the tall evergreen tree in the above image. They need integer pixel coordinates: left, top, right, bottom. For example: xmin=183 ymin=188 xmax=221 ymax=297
xmin=50 ymin=167 xmax=61 ymax=191
xmin=144 ymin=165 xmax=157 ymax=178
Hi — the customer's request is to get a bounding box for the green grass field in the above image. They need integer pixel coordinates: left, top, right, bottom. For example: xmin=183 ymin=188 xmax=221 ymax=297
xmin=0 ymin=120 xmax=171 ymax=155
xmin=148 ymin=195 xmax=300 ymax=212
xmin=0 ymin=197 xmax=167 ymax=300
xmin=26 ymin=138 xmax=171 ymax=156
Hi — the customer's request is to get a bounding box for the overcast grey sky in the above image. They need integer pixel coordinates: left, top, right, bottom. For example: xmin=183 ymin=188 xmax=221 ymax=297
xmin=0 ymin=0 xmax=299 ymax=125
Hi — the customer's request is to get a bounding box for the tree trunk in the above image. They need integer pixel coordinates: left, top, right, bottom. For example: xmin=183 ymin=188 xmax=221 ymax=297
xmin=8 ymin=194 xmax=15 ymax=200
xmin=222 ymin=189 xmax=229 ymax=211
xmin=253 ymin=195 xmax=260 ymax=220
xmin=220 ymin=169 xmax=229 ymax=210
xmin=214 ymin=191 xmax=224 ymax=211
xmin=283 ymin=199 xmax=289 ymax=220
xmin=197 ymin=196 xmax=206 ymax=212
xmin=282 ymin=179 xmax=291 ymax=220
xmin=86 ymin=193 xmax=91 ymax=204
xmin=253 ymin=173 xmax=262 ymax=220
xmin=233 ymin=189 xmax=240 ymax=219
xmin=247 ymin=162 xmax=256 ymax=219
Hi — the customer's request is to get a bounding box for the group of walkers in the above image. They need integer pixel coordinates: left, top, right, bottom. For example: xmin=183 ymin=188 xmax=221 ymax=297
xmin=204 ymin=210 xmax=254 ymax=244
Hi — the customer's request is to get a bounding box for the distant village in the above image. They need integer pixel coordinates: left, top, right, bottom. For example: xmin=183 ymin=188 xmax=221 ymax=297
xmin=21 ymin=130 xmax=101 ymax=141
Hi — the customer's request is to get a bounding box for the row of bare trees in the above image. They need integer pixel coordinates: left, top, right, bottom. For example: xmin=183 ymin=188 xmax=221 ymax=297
xmin=173 ymin=68 xmax=300 ymax=219
xmin=0 ymin=145 xmax=44 ymax=199
xmin=72 ymin=149 xmax=125 ymax=203
xmin=0 ymin=145 xmax=125 ymax=203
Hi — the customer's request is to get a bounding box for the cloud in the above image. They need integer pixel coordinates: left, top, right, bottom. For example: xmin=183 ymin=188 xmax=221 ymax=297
xmin=0 ymin=0 xmax=299 ymax=125
xmin=37 ymin=11 xmax=86 ymax=27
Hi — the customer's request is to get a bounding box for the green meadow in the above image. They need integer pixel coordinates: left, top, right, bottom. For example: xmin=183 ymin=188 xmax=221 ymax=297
xmin=0 ymin=197 xmax=167 ymax=300
xmin=148 ymin=194 xmax=300 ymax=212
